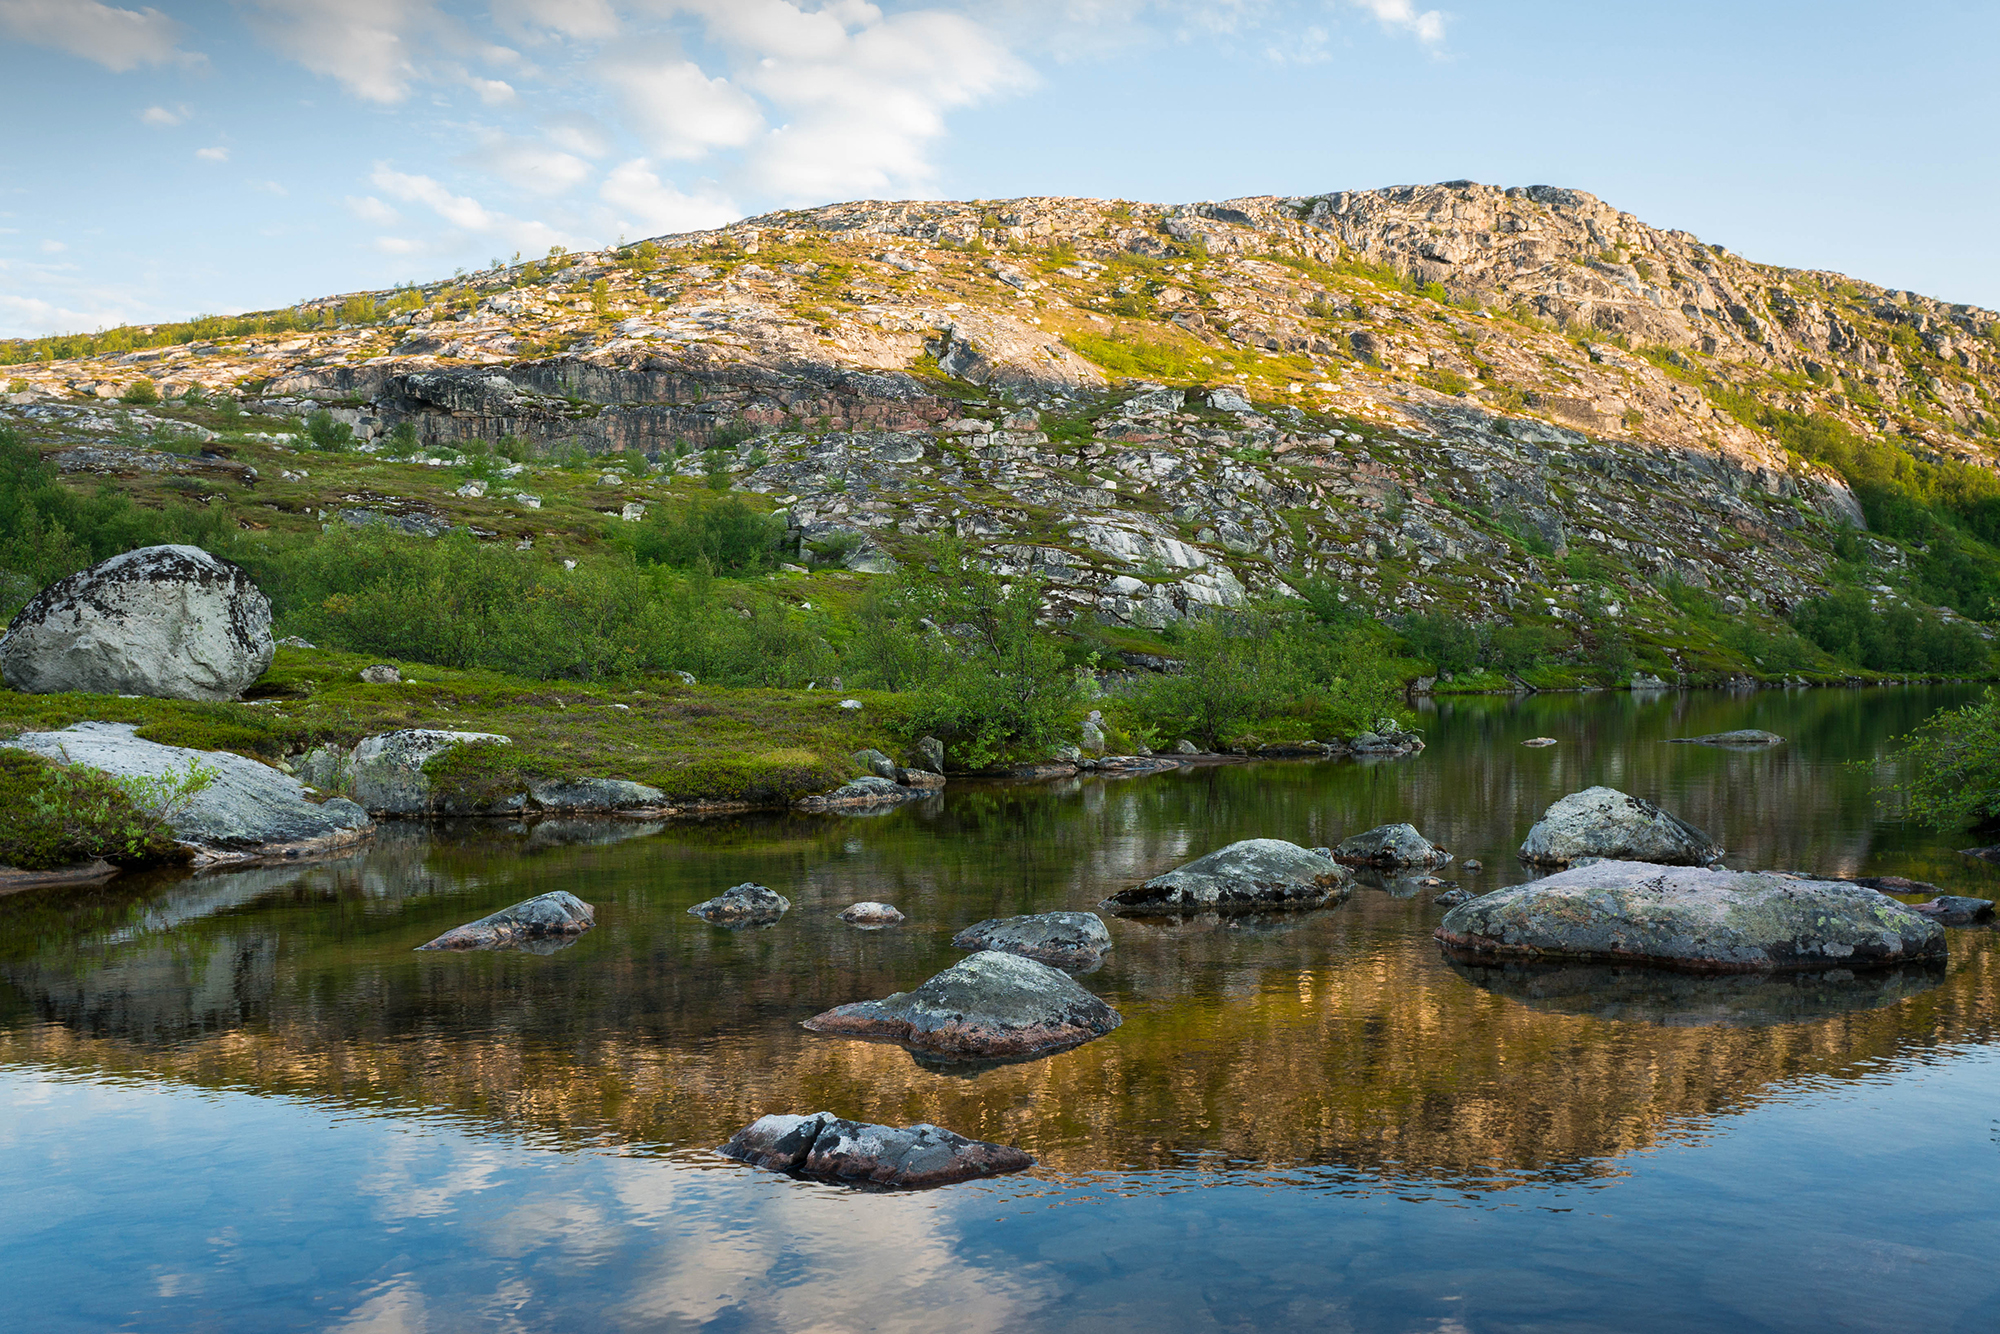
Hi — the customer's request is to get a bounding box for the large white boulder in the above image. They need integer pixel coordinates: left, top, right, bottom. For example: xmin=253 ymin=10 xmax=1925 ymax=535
xmin=0 ymin=545 xmax=273 ymax=701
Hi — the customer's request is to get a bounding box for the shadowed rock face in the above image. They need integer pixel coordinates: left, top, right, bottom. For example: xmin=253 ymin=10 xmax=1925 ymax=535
xmin=416 ymin=890 xmax=595 ymax=951
xmin=802 ymin=950 xmax=1122 ymax=1060
xmin=1104 ymin=838 xmax=1353 ymax=914
xmin=1334 ymin=823 xmax=1450 ymax=868
xmin=951 ymin=911 xmax=1112 ymax=970
xmin=1519 ymin=786 xmax=1723 ymax=867
xmin=1436 ymin=861 xmax=1946 ymax=973
xmin=0 ymin=545 xmax=272 ymax=701
xmin=719 ymin=1111 xmax=1034 ymax=1188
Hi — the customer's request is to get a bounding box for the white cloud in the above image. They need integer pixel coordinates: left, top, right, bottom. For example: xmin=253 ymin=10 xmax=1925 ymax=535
xmin=604 ymin=54 xmax=766 ymax=161
xmin=0 ymin=0 xmax=194 ymax=71
xmin=1351 ymin=0 xmax=1445 ymax=44
xmin=258 ymin=181 xmax=290 ymax=196
xmin=491 ymin=0 xmax=619 ymax=42
xmin=600 ymin=158 xmax=740 ymax=236
xmin=196 ymin=146 xmax=229 ymax=162
xmin=369 ymin=164 xmax=575 ymax=252
xmin=40 ymin=239 xmax=66 ymax=253
xmin=346 ymin=195 xmax=402 ymax=225
xmin=139 ymin=104 xmax=185 ymax=127
xmin=543 ymin=112 xmax=612 ymax=159
xmin=242 ymin=0 xmax=444 ymax=103
xmin=465 ymin=133 xmax=594 ymax=197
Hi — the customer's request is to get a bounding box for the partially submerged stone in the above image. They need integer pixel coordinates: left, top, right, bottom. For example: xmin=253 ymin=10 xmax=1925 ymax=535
xmin=951 ymin=911 xmax=1112 ymax=970
xmin=1433 ymin=888 xmax=1473 ymax=907
xmin=1103 ymin=838 xmax=1353 ymax=914
xmin=803 ymin=950 xmax=1122 ymax=1060
xmin=1334 ymin=822 xmax=1450 ymax=868
xmin=0 ymin=545 xmax=273 ymax=701
xmin=1519 ymin=786 xmax=1722 ymax=867
xmin=416 ymin=890 xmax=595 ymax=951
xmin=1522 ymin=737 xmax=1558 ymax=747
xmin=839 ymin=901 xmax=905 ymax=926
xmin=1436 ymin=861 xmax=1946 ymax=973
xmin=719 ymin=1112 xmax=1034 ymax=1189
xmin=690 ymin=882 xmax=791 ymax=926
xmin=795 ymin=775 xmax=929 ymax=811
xmin=1666 ymin=729 xmax=1784 ymax=747
xmin=1908 ymin=895 xmax=1995 ymax=926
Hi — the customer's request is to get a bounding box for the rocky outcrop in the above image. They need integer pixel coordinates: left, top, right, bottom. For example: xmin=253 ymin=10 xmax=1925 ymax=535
xmin=950 ymin=911 xmax=1112 ymax=970
xmin=838 ymin=901 xmax=905 ymax=926
xmin=1333 ymin=823 xmax=1450 ymax=868
xmin=689 ymin=882 xmax=790 ymax=926
xmin=342 ymin=729 xmax=512 ymax=815
xmin=1518 ymin=786 xmax=1723 ymax=867
xmin=1104 ymin=838 xmax=1353 ymax=914
xmin=1435 ymin=861 xmax=1946 ymax=972
xmin=416 ymin=890 xmax=595 ymax=951
xmin=719 ymin=1112 xmax=1034 ymax=1189
xmin=0 ymin=545 xmax=272 ymax=701
xmin=802 ymin=950 xmax=1122 ymax=1060
xmin=521 ymin=777 xmax=665 ymax=811
xmin=0 ymin=721 xmax=371 ymax=866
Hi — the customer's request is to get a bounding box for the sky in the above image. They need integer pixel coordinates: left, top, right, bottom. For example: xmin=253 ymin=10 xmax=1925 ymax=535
xmin=1 ymin=0 xmax=1996 ymax=339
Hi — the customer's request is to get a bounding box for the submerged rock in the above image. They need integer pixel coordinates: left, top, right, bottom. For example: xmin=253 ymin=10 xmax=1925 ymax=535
xmin=951 ymin=911 xmax=1112 ymax=970
xmin=1436 ymin=861 xmax=1946 ymax=973
xmin=1666 ymin=729 xmax=1785 ymax=746
xmin=1908 ymin=895 xmax=1996 ymax=926
xmin=416 ymin=890 xmax=595 ymax=950
xmin=839 ymin=901 xmax=905 ymax=926
xmin=719 ymin=1112 xmax=1034 ymax=1188
xmin=1334 ymin=822 xmax=1450 ymax=868
xmin=802 ymin=950 xmax=1122 ymax=1060
xmin=1103 ymin=838 xmax=1353 ymax=914
xmin=0 ymin=545 xmax=273 ymax=701
xmin=1518 ymin=786 xmax=1723 ymax=867
xmin=690 ymin=882 xmax=791 ymax=926
xmin=0 ymin=721 xmax=371 ymax=866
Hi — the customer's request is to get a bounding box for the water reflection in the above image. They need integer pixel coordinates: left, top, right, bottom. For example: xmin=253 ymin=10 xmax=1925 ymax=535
xmin=1 ymin=687 xmax=1997 ymax=1194
xmin=1445 ymin=957 xmax=1949 ymax=1026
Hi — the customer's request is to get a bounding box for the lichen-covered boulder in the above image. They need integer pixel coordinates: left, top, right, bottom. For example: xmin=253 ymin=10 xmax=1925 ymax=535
xmin=1334 ymin=822 xmax=1450 ymax=867
xmin=719 ymin=1112 xmax=1034 ymax=1188
xmin=1518 ymin=786 xmax=1722 ymax=867
xmin=690 ymin=882 xmax=790 ymax=926
xmin=524 ymin=777 xmax=665 ymax=811
xmin=1104 ymin=838 xmax=1352 ymax=914
xmin=346 ymin=729 xmax=511 ymax=815
xmin=416 ymin=890 xmax=595 ymax=950
xmin=1435 ymin=861 xmax=1946 ymax=973
xmin=0 ymin=545 xmax=272 ymax=701
xmin=951 ymin=911 xmax=1112 ymax=970
xmin=803 ymin=950 xmax=1121 ymax=1060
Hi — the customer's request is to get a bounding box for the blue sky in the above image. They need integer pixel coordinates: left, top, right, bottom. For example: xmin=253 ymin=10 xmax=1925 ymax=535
xmin=2 ymin=1 xmax=1996 ymax=339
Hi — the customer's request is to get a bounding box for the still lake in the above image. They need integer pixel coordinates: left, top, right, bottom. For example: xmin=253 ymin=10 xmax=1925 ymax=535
xmin=4 ymin=686 xmax=1999 ymax=1332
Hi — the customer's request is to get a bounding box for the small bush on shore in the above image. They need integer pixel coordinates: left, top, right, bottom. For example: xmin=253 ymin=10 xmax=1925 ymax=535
xmin=0 ymin=751 xmax=211 ymax=870
xmin=1889 ymin=687 xmax=2000 ymax=828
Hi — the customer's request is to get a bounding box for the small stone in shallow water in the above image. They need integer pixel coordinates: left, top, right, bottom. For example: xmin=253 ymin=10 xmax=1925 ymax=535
xmin=689 ymin=882 xmax=790 ymax=926
xmin=719 ymin=1112 xmax=1034 ymax=1189
xmin=1908 ymin=896 xmax=1995 ymax=926
xmin=803 ymin=950 xmax=1121 ymax=1060
xmin=1105 ymin=839 xmax=1352 ymax=914
xmin=417 ymin=890 xmax=594 ymax=950
xmin=1523 ymin=737 xmax=1558 ymax=747
xmin=839 ymin=901 xmax=905 ymax=926
xmin=1334 ymin=822 xmax=1450 ymax=868
xmin=1463 ymin=859 xmax=1484 ymax=872
xmin=1433 ymin=889 xmax=1473 ymax=907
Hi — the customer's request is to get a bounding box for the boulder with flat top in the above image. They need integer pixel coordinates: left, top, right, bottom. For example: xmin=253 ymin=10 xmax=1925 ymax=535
xmin=803 ymin=950 xmax=1121 ymax=1060
xmin=1519 ymin=786 xmax=1722 ymax=867
xmin=1104 ymin=838 xmax=1352 ymax=913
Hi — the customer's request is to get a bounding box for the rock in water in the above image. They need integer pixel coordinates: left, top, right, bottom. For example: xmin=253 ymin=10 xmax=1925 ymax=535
xmin=839 ymin=901 xmax=905 ymax=926
xmin=1334 ymin=822 xmax=1450 ymax=867
xmin=416 ymin=890 xmax=595 ymax=950
xmin=0 ymin=721 xmax=371 ymax=866
xmin=1908 ymin=895 xmax=1996 ymax=926
xmin=0 ymin=545 xmax=272 ymax=701
xmin=1666 ymin=729 xmax=1785 ymax=746
xmin=1522 ymin=737 xmax=1558 ymax=747
xmin=690 ymin=882 xmax=791 ymax=925
xmin=1519 ymin=786 xmax=1722 ymax=867
xmin=1104 ymin=838 xmax=1352 ymax=913
xmin=1433 ymin=888 xmax=1474 ymax=907
xmin=802 ymin=950 xmax=1122 ymax=1060
xmin=1435 ymin=861 xmax=1945 ymax=972
xmin=719 ymin=1112 xmax=1034 ymax=1189
xmin=951 ymin=911 xmax=1112 ymax=970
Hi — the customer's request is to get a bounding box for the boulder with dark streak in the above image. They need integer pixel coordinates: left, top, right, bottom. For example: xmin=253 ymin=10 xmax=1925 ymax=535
xmin=802 ymin=950 xmax=1121 ymax=1060
xmin=719 ymin=1112 xmax=1034 ymax=1188
xmin=416 ymin=890 xmax=594 ymax=950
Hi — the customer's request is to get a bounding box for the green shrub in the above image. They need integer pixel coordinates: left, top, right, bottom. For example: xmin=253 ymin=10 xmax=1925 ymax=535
xmin=1889 ymin=688 xmax=2000 ymax=827
xmin=119 ymin=378 xmax=159 ymax=405
xmin=304 ymin=410 xmax=356 ymax=452
xmin=1793 ymin=588 xmax=1989 ymax=673
xmin=631 ymin=495 xmax=784 ymax=574
xmin=0 ymin=751 xmax=211 ymax=869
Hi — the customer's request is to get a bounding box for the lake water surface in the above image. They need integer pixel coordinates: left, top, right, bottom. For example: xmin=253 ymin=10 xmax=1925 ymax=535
xmin=5 ymin=686 xmax=2000 ymax=1332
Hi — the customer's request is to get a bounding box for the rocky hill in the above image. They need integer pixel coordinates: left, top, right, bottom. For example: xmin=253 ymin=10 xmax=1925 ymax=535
xmin=7 ymin=181 xmax=2000 ymax=674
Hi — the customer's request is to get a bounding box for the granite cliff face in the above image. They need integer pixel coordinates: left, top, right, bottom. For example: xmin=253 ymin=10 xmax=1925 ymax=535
xmin=8 ymin=182 xmax=1998 ymax=651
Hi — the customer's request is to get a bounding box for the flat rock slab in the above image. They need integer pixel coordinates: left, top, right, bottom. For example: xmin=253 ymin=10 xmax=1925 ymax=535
xmin=1334 ymin=822 xmax=1450 ymax=868
xmin=417 ymin=890 xmax=595 ymax=950
xmin=1104 ymin=838 xmax=1353 ymax=914
xmin=803 ymin=950 xmax=1122 ymax=1060
xmin=1909 ymin=896 xmax=1996 ymax=926
xmin=1519 ymin=786 xmax=1723 ymax=867
xmin=1436 ymin=861 xmax=1946 ymax=973
xmin=839 ymin=901 xmax=905 ymax=926
xmin=690 ymin=882 xmax=790 ymax=926
xmin=1 ymin=721 xmax=372 ymax=866
xmin=951 ymin=911 xmax=1112 ymax=970
xmin=795 ymin=775 xmax=931 ymax=811
xmin=719 ymin=1112 xmax=1034 ymax=1189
